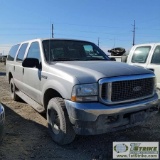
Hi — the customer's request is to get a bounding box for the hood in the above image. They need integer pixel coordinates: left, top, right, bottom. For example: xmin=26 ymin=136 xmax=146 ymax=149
xmin=50 ymin=61 xmax=153 ymax=84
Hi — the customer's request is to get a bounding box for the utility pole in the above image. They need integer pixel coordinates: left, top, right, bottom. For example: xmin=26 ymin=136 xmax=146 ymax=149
xmin=98 ymin=37 xmax=99 ymax=47
xmin=52 ymin=24 xmax=54 ymax=38
xmin=132 ymin=20 xmax=135 ymax=46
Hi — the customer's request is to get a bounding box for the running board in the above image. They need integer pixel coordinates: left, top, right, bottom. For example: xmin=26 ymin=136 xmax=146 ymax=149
xmin=16 ymin=91 xmax=45 ymax=113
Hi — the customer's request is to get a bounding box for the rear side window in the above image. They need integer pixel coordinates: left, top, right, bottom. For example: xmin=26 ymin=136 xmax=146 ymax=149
xmin=16 ymin=43 xmax=28 ymax=62
xmin=151 ymin=45 xmax=160 ymax=64
xmin=131 ymin=46 xmax=151 ymax=63
xmin=7 ymin=44 xmax=20 ymax=61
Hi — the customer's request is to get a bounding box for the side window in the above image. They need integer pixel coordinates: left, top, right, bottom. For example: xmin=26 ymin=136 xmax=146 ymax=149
xmin=26 ymin=42 xmax=41 ymax=61
xmin=131 ymin=46 xmax=151 ymax=63
xmin=7 ymin=44 xmax=20 ymax=61
xmin=151 ymin=45 xmax=160 ymax=64
xmin=16 ymin=43 xmax=28 ymax=62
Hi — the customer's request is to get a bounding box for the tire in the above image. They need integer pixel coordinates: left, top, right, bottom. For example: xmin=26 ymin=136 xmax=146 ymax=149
xmin=47 ymin=97 xmax=76 ymax=145
xmin=10 ymin=78 xmax=20 ymax=101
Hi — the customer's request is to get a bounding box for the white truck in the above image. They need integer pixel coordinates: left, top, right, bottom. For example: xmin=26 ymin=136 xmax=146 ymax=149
xmin=127 ymin=43 xmax=160 ymax=92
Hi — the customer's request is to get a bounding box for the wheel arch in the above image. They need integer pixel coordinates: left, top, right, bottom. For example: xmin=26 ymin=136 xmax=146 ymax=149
xmin=43 ymin=88 xmax=63 ymax=110
xmin=42 ymin=79 xmax=73 ymax=110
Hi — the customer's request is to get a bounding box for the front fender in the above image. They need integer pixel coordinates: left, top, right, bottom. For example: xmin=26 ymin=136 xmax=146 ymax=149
xmin=41 ymin=79 xmax=74 ymax=104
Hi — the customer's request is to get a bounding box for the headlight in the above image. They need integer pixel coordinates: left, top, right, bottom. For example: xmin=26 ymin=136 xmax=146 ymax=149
xmin=71 ymin=83 xmax=98 ymax=102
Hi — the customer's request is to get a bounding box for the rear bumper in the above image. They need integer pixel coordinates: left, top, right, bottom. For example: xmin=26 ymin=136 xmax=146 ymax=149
xmin=0 ymin=104 xmax=5 ymax=141
xmin=65 ymin=94 xmax=159 ymax=135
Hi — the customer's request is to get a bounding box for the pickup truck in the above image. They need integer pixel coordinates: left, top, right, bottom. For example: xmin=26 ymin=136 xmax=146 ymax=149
xmin=127 ymin=43 xmax=160 ymax=90
xmin=6 ymin=39 xmax=159 ymax=145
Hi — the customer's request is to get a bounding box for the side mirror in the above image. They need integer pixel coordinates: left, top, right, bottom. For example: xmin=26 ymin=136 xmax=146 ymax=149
xmin=22 ymin=58 xmax=40 ymax=68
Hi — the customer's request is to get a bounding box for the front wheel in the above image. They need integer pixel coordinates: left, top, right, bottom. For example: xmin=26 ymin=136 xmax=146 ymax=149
xmin=47 ymin=97 xmax=76 ymax=145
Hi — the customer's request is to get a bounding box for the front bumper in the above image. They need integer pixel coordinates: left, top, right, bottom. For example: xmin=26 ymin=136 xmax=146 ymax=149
xmin=65 ymin=94 xmax=159 ymax=135
xmin=0 ymin=104 xmax=5 ymax=141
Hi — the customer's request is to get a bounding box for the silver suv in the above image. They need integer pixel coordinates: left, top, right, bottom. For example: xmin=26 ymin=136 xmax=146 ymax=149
xmin=6 ymin=39 xmax=159 ymax=145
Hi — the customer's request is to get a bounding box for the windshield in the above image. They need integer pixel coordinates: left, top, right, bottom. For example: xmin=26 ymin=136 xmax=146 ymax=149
xmin=42 ymin=40 xmax=109 ymax=62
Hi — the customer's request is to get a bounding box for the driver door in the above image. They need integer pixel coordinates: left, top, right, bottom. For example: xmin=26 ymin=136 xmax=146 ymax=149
xmin=22 ymin=41 xmax=42 ymax=104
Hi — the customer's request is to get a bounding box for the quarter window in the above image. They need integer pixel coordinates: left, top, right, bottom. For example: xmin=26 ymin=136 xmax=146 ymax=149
xmin=7 ymin=44 xmax=20 ymax=61
xmin=151 ymin=45 xmax=160 ymax=64
xmin=16 ymin=43 xmax=28 ymax=62
xmin=131 ymin=46 xmax=151 ymax=63
xmin=26 ymin=42 xmax=41 ymax=62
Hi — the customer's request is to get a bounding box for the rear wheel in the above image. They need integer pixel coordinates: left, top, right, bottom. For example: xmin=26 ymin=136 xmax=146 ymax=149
xmin=47 ymin=97 xmax=76 ymax=145
xmin=10 ymin=78 xmax=20 ymax=101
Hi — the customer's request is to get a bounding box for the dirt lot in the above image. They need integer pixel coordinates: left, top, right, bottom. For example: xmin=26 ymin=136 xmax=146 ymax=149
xmin=0 ymin=63 xmax=160 ymax=160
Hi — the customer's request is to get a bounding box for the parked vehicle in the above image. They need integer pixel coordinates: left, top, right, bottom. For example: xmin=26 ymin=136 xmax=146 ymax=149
xmin=0 ymin=55 xmax=7 ymax=63
xmin=0 ymin=104 xmax=5 ymax=141
xmin=6 ymin=39 xmax=159 ymax=145
xmin=108 ymin=47 xmax=128 ymax=62
xmin=127 ymin=43 xmax=160 ymax=89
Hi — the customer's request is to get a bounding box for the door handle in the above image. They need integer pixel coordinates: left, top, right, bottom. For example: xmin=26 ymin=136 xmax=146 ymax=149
xmin=23 ymin=68 xmax=24 ymax=74
xmin=13 ymin=66 xmax=15 ymax=71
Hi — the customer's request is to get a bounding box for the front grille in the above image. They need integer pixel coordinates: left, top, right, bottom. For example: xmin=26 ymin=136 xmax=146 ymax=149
xmin=111 ymin=78 xmax=154 ymax=102
xmin=100 ymin=75 xmax=155 ymax=104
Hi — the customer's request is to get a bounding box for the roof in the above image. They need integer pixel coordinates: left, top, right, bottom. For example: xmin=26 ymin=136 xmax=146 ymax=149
xmin=16 ymin=38 xmax=93 ymax=45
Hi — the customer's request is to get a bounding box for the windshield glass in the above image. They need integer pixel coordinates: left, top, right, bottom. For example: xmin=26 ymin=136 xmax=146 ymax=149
xmin=42 ymin=40 xmax=109 ymax=62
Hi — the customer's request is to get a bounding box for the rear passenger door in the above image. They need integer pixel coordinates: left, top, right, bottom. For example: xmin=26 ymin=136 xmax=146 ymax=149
xmin=14 ymin=43 xmax=28 ymax=92
xmin=23 ymin=41 xmax=42 ymax=104
xmin=146 ymin=44 xmax=160 ymax=89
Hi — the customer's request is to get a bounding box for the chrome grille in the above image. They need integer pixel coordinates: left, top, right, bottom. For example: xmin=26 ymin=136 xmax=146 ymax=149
xmin=99 ymin=74 xmax=155 ymax=104
xmin=111 ymin=78 xmax=154 ymax=102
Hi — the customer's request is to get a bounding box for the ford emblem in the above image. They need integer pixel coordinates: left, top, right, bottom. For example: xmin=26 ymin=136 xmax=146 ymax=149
xmin=133 ymin=86 xmax=142 ymax=92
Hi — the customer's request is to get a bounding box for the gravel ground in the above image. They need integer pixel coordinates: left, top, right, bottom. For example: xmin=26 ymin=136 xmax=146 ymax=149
xmin=0 ymin=62 xmax=160 ymax=160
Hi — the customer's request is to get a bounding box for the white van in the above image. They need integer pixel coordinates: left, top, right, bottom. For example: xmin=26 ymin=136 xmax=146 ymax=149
xmin=127 ymin=43 xmax=160 ymax=89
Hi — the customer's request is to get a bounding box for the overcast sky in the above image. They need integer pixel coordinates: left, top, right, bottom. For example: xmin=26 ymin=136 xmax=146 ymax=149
xmin=0 ymin=0 xmax=160 ymax=54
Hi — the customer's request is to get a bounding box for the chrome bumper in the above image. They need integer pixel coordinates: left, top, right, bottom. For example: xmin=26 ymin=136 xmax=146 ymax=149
xmin=65 ymin=94 xmax=159 ymax=135
xmin=65 ymin=93 xmax=159 ymax=121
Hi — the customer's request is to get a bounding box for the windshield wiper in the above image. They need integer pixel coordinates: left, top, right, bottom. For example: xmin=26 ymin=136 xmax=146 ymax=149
xmin=52 ymin=57 xmax=107 ymax=61
xmin=52 ymin=58 xmax=87 ymax=61
xmin=87 ymin=57 xmax=107 ymax=60
xmin=52 ymin=58 xmax=73 ymax=61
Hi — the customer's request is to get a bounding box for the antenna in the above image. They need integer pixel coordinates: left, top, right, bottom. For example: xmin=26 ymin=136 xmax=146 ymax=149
xmin=132 ymin=20 xmax=135 ymax=46
xmin=52 ymin=24 xmax=54 ymax=38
